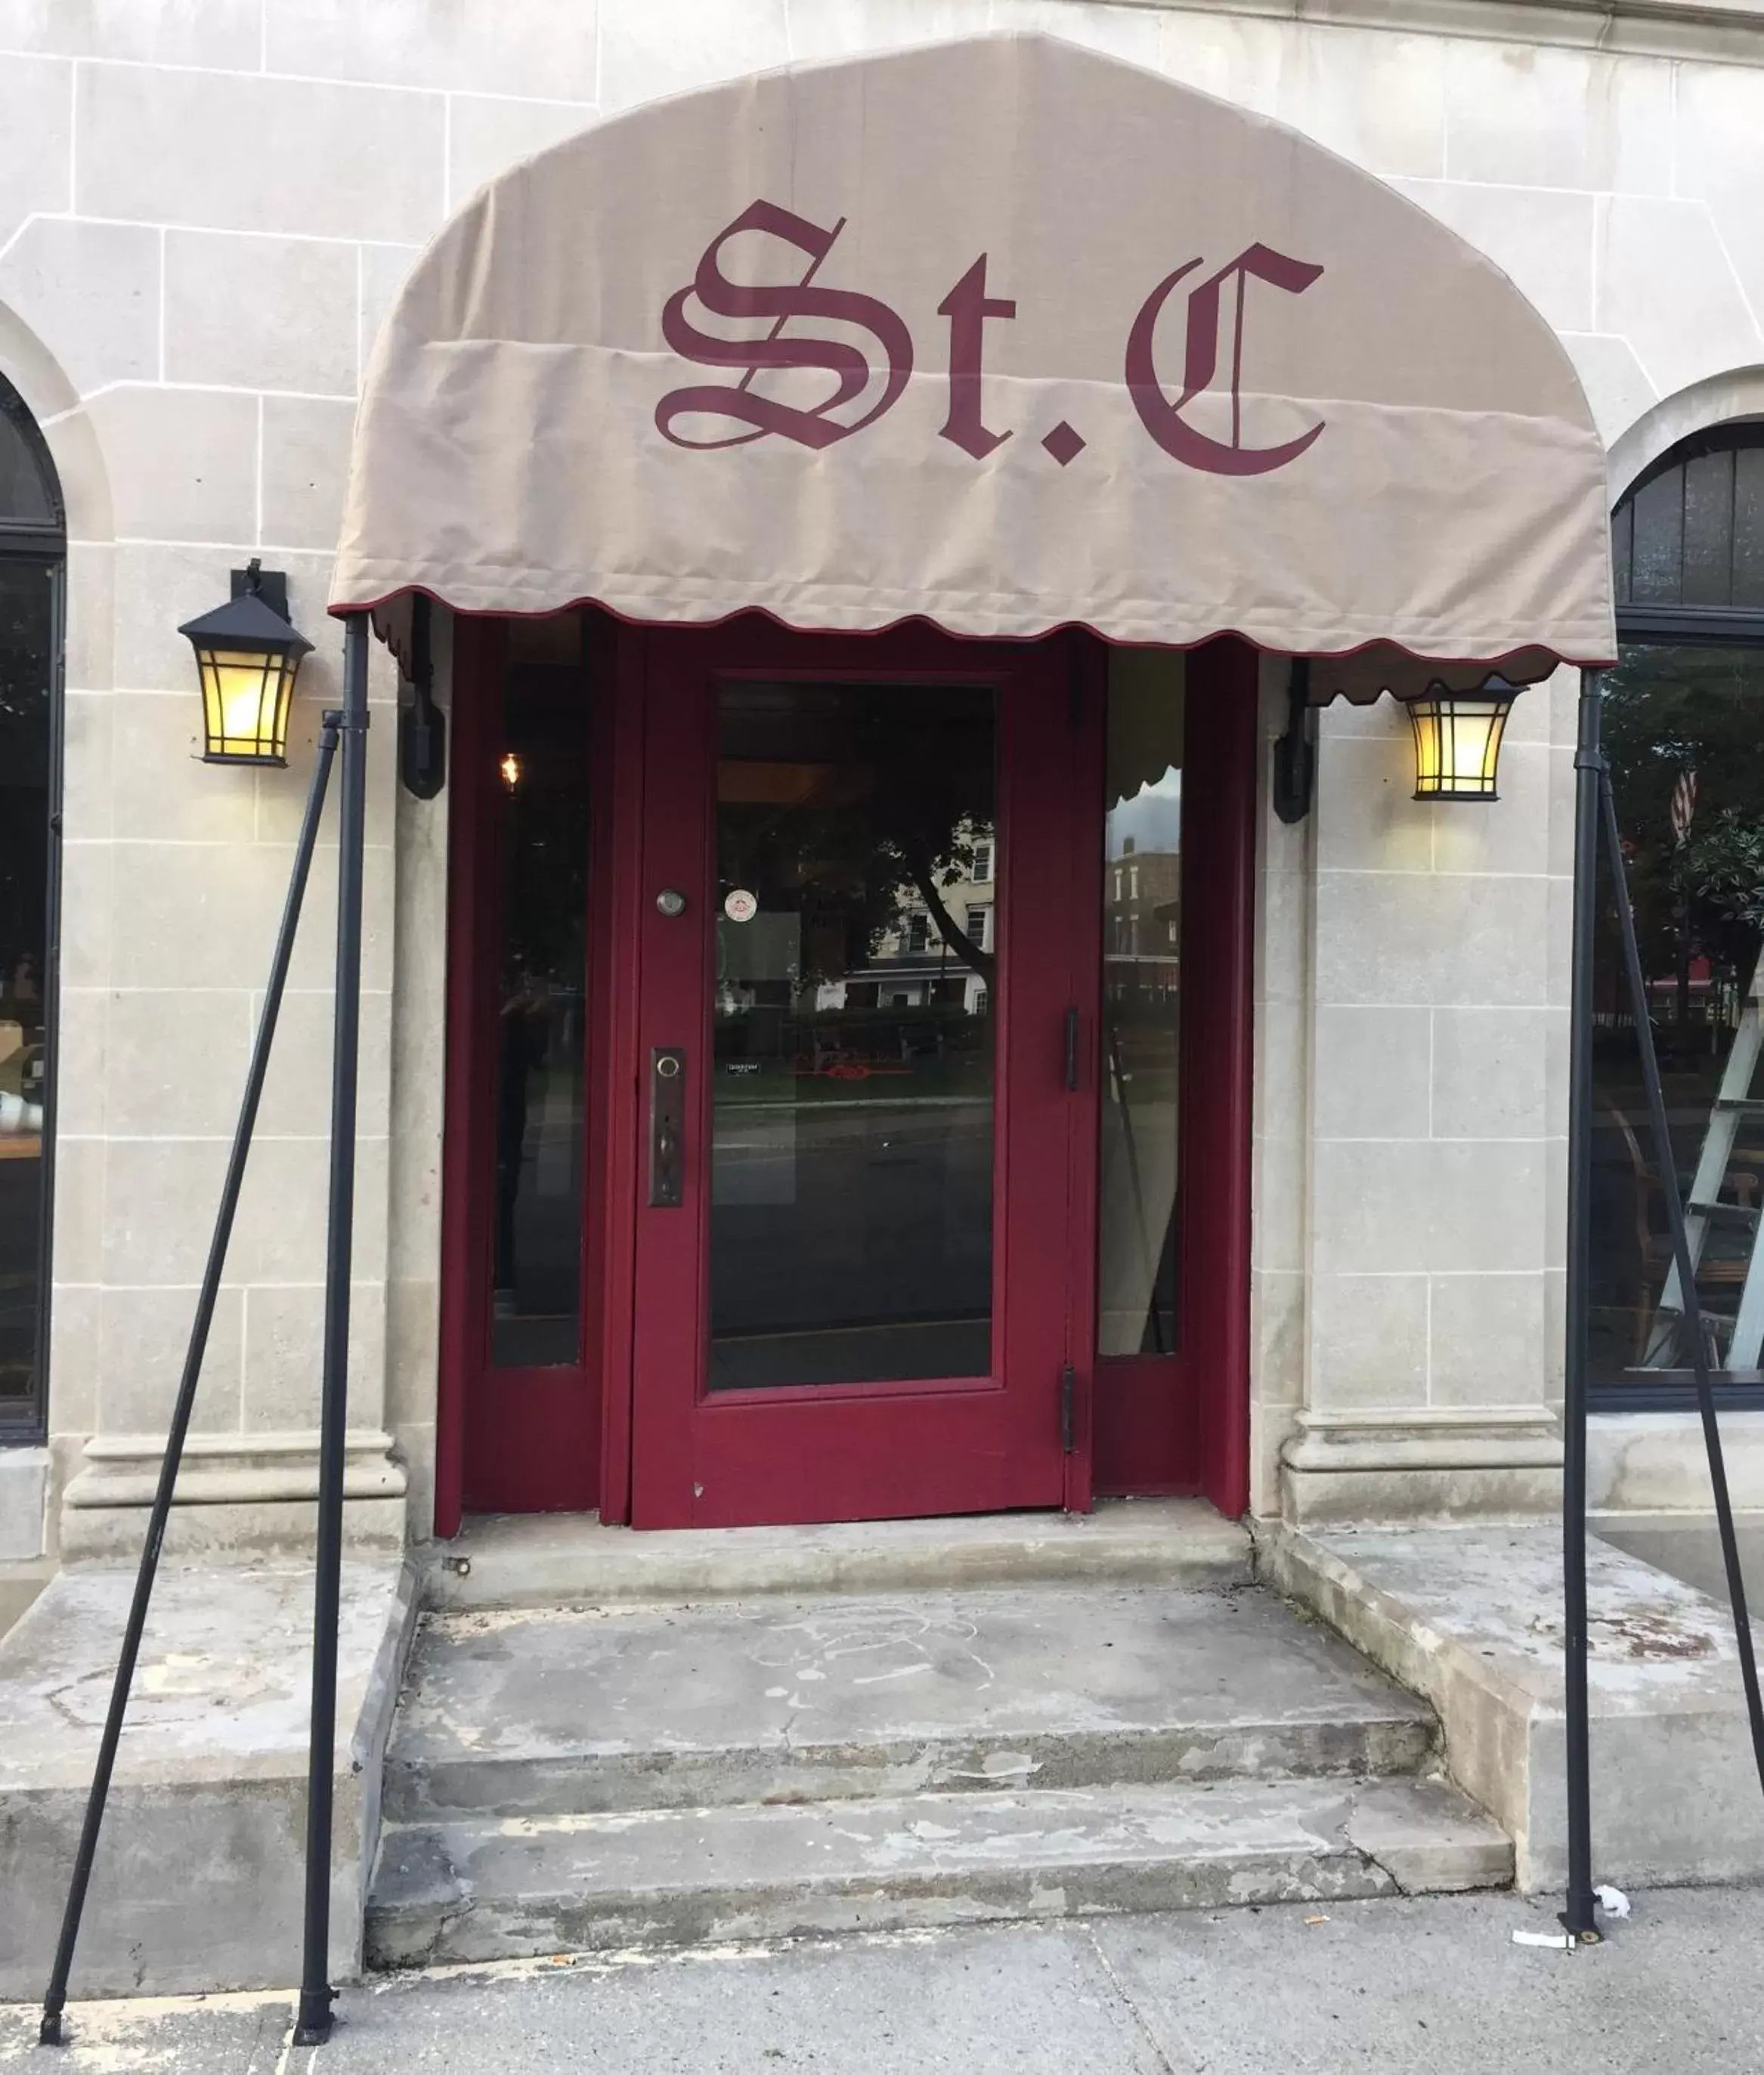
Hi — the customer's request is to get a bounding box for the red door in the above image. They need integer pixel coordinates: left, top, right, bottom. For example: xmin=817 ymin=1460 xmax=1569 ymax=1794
xmin=624 ymin=619 xmax=1102 ymax=1528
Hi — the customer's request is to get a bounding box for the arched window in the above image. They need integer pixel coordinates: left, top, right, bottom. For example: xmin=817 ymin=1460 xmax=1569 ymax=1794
xmin=0 ymin=379 xmax=63 ymax=1443
xmin=1592 ymin=424 xmax=1764 ymax=1402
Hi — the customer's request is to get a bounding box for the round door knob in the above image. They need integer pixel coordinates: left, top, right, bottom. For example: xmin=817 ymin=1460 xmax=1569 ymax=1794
xmin=655 ymin=888 xmax=687 ymax=917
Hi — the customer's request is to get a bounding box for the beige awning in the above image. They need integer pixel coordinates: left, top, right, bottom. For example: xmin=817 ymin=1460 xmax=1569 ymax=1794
xmin=331 ymin=32 xmax=1617 ymax=693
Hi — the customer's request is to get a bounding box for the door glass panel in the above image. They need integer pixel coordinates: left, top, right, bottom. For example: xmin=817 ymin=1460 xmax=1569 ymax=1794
xmin=710 ymin=681 xmax=995 ymax=1388
xmin=489 ymin=616 xmax=590 ymax=1368
xmin=1099 ymin=651 xmax=1184 ymax=1357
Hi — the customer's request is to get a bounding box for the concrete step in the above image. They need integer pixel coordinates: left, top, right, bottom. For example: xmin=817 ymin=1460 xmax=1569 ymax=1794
xmin=367 ymin=1774 xmax=1512 ymax=1968
xmin=383 ymin=1585 xmax=1438 ymax=1822
xmin=429 ymin=1500 xmax=1252 ymax=1611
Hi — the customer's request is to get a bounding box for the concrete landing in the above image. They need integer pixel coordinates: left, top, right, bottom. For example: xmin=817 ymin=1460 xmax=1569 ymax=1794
xmin=368 ymin=1775 xmax=1510 ymax=1966
xmin=370 ymin=1579 xmax=1509 ymax=1968
xmin=386 ymin=1585 xmax=1435 ymax=1820
xmin=1264 ymin=1520 xmax=1764 ymax=1891
xmin=0 ymin=1558 xmax=415 ymax=2002
xmin=429 ymin=1499 xmax=1249 ymax=1610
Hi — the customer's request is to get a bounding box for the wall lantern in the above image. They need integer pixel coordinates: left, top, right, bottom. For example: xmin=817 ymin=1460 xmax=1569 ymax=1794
xmin=500 ymin=750 xmax=524 ymax=793
xmin=1403 ymin=677 xmax=1519 ymax=802
xmin=178 ymin=559 xmax=313 ymax=766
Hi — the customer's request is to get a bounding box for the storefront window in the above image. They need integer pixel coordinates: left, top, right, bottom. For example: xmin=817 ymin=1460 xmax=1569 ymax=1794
xmin=0 ymin=384 xmax=62 ymax=1441
xmin=488 ymin=617 xmax=590 ymax=1368
xmin=1099 ymin=651 xmax=1184 ymax=1358
xmin=1592 ymin=426 xmax=1764 ymax=1395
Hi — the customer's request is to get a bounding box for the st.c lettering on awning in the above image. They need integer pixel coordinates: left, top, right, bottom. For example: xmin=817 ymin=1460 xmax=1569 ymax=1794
xmin=330 ymin=32 xmax=1617 ymax=697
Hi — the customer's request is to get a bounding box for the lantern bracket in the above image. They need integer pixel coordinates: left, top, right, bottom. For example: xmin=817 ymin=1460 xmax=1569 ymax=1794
xmin=232 ymin=559 xmax=289 ymax=620
xmin=1272 ymin=657 xmax=1315 ymax=824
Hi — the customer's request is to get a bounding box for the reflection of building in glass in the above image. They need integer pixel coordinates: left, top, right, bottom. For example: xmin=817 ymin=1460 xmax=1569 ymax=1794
xmin=809 ymin=824 xmax=996 ymax=1018
xmin=1106 ymin=835 xmax=1180 ymax=1010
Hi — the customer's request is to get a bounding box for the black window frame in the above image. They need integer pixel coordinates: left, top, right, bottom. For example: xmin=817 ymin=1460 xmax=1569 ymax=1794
xmin=1590 ymin=420 xmax=1764 ymax=1412
xmin=0 ymin=375 xmax=65 ymax=1447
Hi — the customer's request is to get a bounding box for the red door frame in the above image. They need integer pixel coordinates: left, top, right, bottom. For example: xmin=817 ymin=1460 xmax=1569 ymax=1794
xmin=435 ymin=620 xmax=1257 ymax=1536
xmin=1088 ymin=638 xmax=1257 ymax=1516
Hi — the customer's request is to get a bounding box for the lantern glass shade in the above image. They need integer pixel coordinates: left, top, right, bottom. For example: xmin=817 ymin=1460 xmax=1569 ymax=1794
xmin=177 ymin=570 xmax=313 ymax=767
xmin=195 ymin=645 xmax=302 ymax=764
xmin=1407 ymin=687 xmax=1515 ymax=801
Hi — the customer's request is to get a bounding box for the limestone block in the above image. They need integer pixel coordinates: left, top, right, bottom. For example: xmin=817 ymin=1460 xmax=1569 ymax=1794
xmin=989 ymin=2 xmax=1162 ymax=66
xmin=45 ymin=1285 xmax=99 ymax=1440
xmin=58 ymin=684 xmax=114 ymax=843
xmin=83 ymin=387 xmax=258 ymax=547
xmin=76 ymin=64 xmax=447 ymax=243
xmin=0 ymin=220 xmax=156 ymax=398
xmin=1273 ymin=27 xmax=1447 ymax=182
xmin=95 ymin=1132 xmax=388 ymax=1290
xmin=1314 ymin=869 xmax=1550 ymax=1009
xmin=1443 ymin=43 xmax=1672 ymax=194
xmin=97 ymin=985 xmax=253 ymax=1140
xmin=106 ymin=689 xmax=259 ymax=842
xmin=260 ymin=395 xmax=355 ymax=552
xmin=786 ymin=0 xmax=994 ymax=65
xmin=1311 ymin=1138 xmax=1547 ymax=1276
xmin=1392 ymin=179 xmax=1595 ymax=334
xmin=1562 ymin=335 xmax=1658 ymax=451
xmin=1673 ymin=63 xmax=1764 ymax=342
xmin=1264 ymin=1523 xmax=1764 ymax=1891
xmin=45 ymin=1135 xmax=106 ymax=1292
xmin=265 ymin=0 xmax=599 ymax=101
xmin=1426 ymin=1271 xmax=1547 ymax=1406
xmin=49 ymin=985 xmax=107 ymax=1139
xmin=0 ymin=0 xmax=262 ymax=66
xmin=0 ymin=1559 xmax=416 ymax=1998
xmin=358 ymin=245 xmax=423 ymax=376
xmin=1428 ymin=1006 xmax=1554 ymax=1141
xmin=58 ymin=1433 xmax=409 ymax=1560
xmin=1154 ymin=8 xmax=1281 ymax=117
xmin=447 ymin=94 xmax=600 ymax=214
xmin=1311 ymin=1004 xmax=1432 ymax=1141
xmin=240 ymin=1279 xmax=389 ymax=1433
xmin=1308 ymin=1272 xmax=1429 ymax=1409
xmin=63 ymin=546 xmax=116 ymax=699
xmin=1314 ymin=732 xmax=1433 ymax=877
xmin=0 ymin=1449 xmax=48 ymax=1562
xmin=165 ymin=230 xmax=359 ymax=396
xmin=1277 ymin=1410 xmax=1563 ymax=1526
xmin=1589 ymin=1410 xmax=1764 ymax=1515
xmin=95 ymin=1282 xmax=243 ymax=1436
xmin=0 ymin=53 xmax=70 ymax=245
xmin=599 ymin=0 xmax=789 ymax=112
xmin=255 ymin=985 xmax=394 ymax=1141
xmin=1595 ymin=196 xmax=1764 ymax=402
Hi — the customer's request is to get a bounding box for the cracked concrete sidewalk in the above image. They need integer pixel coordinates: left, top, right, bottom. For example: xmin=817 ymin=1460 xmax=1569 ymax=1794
xmin=3 ymin=1887 xmax=1759 ymax=2073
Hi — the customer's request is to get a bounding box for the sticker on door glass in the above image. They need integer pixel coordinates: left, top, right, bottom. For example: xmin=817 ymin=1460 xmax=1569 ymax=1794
xmin=723 ymin=889 xmax=759 ymax=923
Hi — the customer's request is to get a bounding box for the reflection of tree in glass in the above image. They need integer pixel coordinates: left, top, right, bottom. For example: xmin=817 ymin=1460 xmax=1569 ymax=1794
xmin=720 ymin=685 xmax=995 ymax=984
xmin=1603 ymin=647 xmax=1764 ymax=996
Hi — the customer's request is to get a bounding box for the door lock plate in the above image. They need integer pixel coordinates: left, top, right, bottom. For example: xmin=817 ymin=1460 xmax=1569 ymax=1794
xmin=649 ymin=1047 xmax=685 ymax=1207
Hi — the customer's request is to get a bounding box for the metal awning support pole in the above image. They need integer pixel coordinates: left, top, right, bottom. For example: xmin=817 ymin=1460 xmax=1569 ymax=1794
xmin=1597 ymin=734 xmax=1764 ymax=1811
xmin=1561 ymin=669 xmax=1602 ymax=1943
xmin=293 ymin=611 xmax=371 ymax=2049
xmin=39 ymin=713 xmax=342 ymax=2049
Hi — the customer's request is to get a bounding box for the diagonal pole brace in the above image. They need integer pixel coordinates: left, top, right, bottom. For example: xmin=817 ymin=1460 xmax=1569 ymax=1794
xmin=39 ymin=713 xmax=342 ymax=2048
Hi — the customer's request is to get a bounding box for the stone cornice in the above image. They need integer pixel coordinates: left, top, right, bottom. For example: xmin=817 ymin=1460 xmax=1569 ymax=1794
xmin=1108 ymin=0 xmax=1764 ymax=65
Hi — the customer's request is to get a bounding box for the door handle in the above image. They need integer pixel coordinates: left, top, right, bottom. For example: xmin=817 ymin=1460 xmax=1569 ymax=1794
xmin=1064 ymin=1007 xmax=1080 ymax=1092
xmin=649 ymin=1047 xmax=685 ymax=1207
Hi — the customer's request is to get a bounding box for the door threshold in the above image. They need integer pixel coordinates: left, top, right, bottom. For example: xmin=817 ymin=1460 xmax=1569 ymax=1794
xmin=427 ymin=1499 xmax=1249 ymax=1612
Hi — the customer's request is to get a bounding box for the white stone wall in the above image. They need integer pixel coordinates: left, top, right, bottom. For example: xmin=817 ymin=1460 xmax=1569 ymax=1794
xmin=0 ymin=0 xmax=1758 ymax=1548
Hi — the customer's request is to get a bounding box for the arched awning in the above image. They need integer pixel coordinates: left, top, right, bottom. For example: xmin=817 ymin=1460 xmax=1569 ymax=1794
xmin=331 ymin=32 xmax=1617 ymax=697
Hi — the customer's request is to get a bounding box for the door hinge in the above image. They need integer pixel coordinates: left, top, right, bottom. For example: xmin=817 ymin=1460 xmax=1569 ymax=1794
xmin=1060 ymin=1363 xmax=1076 ymax=1454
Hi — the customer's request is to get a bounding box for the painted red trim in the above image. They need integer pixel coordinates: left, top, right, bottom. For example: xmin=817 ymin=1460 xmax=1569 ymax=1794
xmin=1184 ymin=639 xmax=1258 ymax=1519
xmin=434 ymin=615 xmax=501 ymax=1539
xmin=332 ymin=589 xmax=1616 ymax=676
